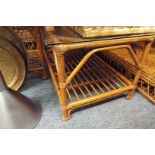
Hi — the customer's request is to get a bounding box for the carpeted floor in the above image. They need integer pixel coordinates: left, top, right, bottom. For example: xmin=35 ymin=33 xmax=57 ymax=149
xmin=20 ymin=73 xmax=155 ymax=129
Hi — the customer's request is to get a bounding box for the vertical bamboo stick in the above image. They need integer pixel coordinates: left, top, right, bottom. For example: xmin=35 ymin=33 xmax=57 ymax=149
xmin=55 ymin=51 xmax=70 ymax=120
xmin=74 ymin=54 xmax=111 ymax=92
xmin=66 ymin=57 xmax=93 ymax=97
xmin=65 ymin=59 xmax=87 ymax=99
xmin=90 ymin=55 xmax=126 ymax=87
xmin=72 ymin=56 xmax=104 ymax=93
xmin=68 ymin=55 xmax=100 ymax=95
xmin=127 ymin=40 xmax=153 ymax=99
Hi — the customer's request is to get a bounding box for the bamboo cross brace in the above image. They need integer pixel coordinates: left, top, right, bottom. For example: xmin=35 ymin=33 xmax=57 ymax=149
xmin=64 ymin=44 xmax=141 ymax=88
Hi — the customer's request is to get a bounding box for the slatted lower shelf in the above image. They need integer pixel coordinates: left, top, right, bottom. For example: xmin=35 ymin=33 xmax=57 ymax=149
xmin=46 ymin=49 xmax=133 ymax=108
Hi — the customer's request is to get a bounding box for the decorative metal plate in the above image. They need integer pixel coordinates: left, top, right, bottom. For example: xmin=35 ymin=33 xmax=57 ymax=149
xmin=0 ymin=39 xmax=26 ymax=90
xmin=0 ymin=26 xmax=28 ymax=67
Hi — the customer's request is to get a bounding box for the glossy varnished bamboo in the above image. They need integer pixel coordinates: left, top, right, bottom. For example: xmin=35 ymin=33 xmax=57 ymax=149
xmin=127 ymin=41 xmax=153 ymax=99
xmin=43 ymin=31 xmax=154 ymax=120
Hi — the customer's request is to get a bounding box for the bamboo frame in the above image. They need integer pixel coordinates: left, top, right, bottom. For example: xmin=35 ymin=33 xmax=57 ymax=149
xmin=65 ymin=45 xmax=140 ymax=87
xmin=45 ymin=48 xmax=134 ymax=118
xmin=126 ymin=41 xmax=153 ymax=99
xmin=42 ymin=33 xmax=154 ymax=120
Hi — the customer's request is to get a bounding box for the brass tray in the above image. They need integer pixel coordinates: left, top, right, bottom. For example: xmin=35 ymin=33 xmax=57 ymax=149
xmin=0 ymin=27 xmax=27 ymax=67
xmin=0 ymin=39 xmax=26 ymax=90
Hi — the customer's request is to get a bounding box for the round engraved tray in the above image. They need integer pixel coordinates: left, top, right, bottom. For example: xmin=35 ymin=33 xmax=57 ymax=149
xmin=0 ymin=27 xmax=27 ymax=66
xmin=0 ymin=39 xmax=26 ymax=90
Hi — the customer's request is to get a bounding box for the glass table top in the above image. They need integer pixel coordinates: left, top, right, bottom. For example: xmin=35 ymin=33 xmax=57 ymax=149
xmin=41 ymin=26 xmax=155 ymax=46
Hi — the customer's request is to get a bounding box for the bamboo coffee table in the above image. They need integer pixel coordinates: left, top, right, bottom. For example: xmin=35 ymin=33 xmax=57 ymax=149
xmin=41 ymin=27 xmax=154 ymax=120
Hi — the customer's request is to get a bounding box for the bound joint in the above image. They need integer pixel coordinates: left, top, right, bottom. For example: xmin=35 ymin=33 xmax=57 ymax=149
xmin=59 ymin=82 xmax=67 ymax=89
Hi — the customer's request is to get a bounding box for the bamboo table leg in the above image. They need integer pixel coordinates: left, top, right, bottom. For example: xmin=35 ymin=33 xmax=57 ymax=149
xmin=127 ymin=40 xmax=153 ymax=99
xmin=55 ymin=51 xmax=70 ymax=120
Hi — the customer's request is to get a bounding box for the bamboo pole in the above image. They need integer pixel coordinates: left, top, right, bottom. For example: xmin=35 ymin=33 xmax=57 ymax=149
xmin=137 ymin=87 xmax=155 ymax=104
xmin=94 ymin=55 xmax=132 ymax=86
xmin=127 ymin=40 xmax=153 ymax=99
xmin=43 ymin=48 xmax=61 ymax=98
xmin=68 ymin=86 xmax=134 ymax=110
xmin=66 ymin=45 xmax=134 ymax=87
xmin=70 ymin=55 xmax=105 ymax=93
xmin=88 ymin=56 xmax=125 ymax=88
xmin=102 ymin=50 xmax=155 ymax=104
xmin=68 ymin=55 xmax=100 ymax=95
xmin=55 ymin=52 xmax=70 ymax=120
xmin=43 ymin=30 xmax=155 ymax=120
xmin=56 ymin=36 xmax=154 ymax=52
xmin=67 ymin=59 xmax=93 ymax=97
xmin=66 ymin=58 xmax=89 ymax=98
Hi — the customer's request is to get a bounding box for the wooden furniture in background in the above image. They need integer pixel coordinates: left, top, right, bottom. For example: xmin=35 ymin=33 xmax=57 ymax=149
xmin=101 ymin=44 xmax=155 ymax=104
xmin=11 ymin=26 xmax=47 ymax=79
xmin=42 ymin=27 xmax=154 ymax=120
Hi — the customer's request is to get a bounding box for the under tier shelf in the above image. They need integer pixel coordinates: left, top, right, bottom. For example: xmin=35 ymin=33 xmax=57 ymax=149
xmin=47 ymin=49 xmax=133 ymax=108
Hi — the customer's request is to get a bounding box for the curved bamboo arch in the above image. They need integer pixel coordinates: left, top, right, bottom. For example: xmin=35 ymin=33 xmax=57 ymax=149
xmin=65 ymin=44 xmax=141 ymax=87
